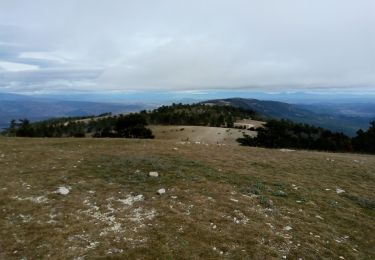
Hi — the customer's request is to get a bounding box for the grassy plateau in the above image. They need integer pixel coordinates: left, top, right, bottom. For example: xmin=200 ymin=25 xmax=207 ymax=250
xmin=0 ymin=137 xmax=374 ymax=259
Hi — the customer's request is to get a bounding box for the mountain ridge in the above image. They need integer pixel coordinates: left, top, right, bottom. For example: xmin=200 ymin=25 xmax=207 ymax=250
xmin=202 ymin=98 xmax=372 ymax=136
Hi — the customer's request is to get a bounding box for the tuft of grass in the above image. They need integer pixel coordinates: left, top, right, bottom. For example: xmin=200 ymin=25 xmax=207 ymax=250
xmin=343 ymin=193 xmax=375 ymax=210
xmin=272 ymin=190 xmax=288 ymax=197
xmin=259 ymin=195 xmax=274 ymax=208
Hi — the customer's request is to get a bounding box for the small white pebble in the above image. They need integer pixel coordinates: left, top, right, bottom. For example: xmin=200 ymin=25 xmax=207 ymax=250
xmin=56 ymin=186 xmax=70 ymax=195
xmin=157 ymin=188 xmax=166 ymax=195
xmin=149 ymin=171 xmax=159 ymax=177
xmin=284 ymin=226 xmax=293 ymax=231
xmin=336 ymin=188 xmax=345 ymax=194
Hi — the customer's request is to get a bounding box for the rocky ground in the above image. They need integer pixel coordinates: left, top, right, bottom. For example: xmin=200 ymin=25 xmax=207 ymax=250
xmin=0 ymin=137 xmax=374 ymax=259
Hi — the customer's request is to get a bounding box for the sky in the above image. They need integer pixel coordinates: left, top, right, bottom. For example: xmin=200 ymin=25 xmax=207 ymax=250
xmin=0 ymin=0 xmax=374 ymax=95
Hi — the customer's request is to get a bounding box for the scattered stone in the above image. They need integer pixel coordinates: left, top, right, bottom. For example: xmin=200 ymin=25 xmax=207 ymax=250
xmin=171 ymin=196 xmax=178 ymax=199
xmin=56 ymin=186 xmax=70 ymax=195
xmin=157 ymin=188 xmax=166 ymax=195
xmin=336 ymin=188 xmax=345 ymax=194
xmin=12 ymin=195 xmax=48 ymax=203
xmin=316 ymin=215 xmax=324 ymax=220
xmin=230 ymin=198 xmax=239 ymax=203
xmin=149 ymin=171 xmax=159 ymax=177
xmin=280 ymin=149 xmax=295 ymax=152
xmin=284 ymin=226 xmax=293 ymax=231
xmin=210 ymin=222 xmax=217 ymax=229
xmin=118 ymin=194 xmax=144 ymax=206
xmin=266 ymin=223 xmax=274 ymax=229
xmin=173 ymin=147 xmax=179 ymax=151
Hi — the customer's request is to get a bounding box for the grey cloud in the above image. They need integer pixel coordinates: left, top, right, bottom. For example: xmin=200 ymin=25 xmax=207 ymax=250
xmin=0 ymin=0 xmax=374 ymax=93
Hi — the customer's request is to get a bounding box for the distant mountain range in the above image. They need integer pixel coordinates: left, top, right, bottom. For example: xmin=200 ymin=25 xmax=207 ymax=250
xmin=0 ymin=93 xmax=148 ymax=130
xmin=203 ymin=98 xmax=374 ymax=136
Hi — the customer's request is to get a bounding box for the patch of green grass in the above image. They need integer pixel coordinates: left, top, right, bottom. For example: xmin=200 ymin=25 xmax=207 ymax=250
xmin=240 ymin=181 xmax=267 ymax=195
xmin=82 ymin=155 xmax=221 ymax=191
xmin=343 ymin=193 xmax=375 ymax=210
xmin=272 ymin=190 xmax=288 ymax=197
xmin=259 ymin=195 xmax=274 ymax=208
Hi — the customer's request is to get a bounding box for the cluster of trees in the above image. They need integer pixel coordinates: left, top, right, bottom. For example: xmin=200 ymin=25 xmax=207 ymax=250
xmin=86 ymin=103 xmax=256 ymax=136
xmin=237 ymin=119 xmax=375 ymax=154
xmin=352 ymin=121 xmax=375 ymax=154
xmin=2 ymin=103 xmax=255 ymax=139
xmin=4 ymin=118 xmax=86 ymax=138
xmin=144 ymin=103 xmax=257 ymax=127
xmin=2 ymin=102 xmax=374 ymax=154
xmin=89 ymin=114 xmax=154 ymax=139
xmin=2 ymin=114 xmax=154 ymax=139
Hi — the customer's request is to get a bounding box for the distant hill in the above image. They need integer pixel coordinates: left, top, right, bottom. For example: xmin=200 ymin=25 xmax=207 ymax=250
xmin=0 ymin=93 xmax=147 ymax=130
xmin=202 ymin=98 xmax=372 ymax=136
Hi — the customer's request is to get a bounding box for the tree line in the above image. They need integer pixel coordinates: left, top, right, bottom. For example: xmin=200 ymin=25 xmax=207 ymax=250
xmin=1 ymin=103 xmax=256 ymax=139
xmin=2 ymin=102 xmax=373 ymax=154
xmin=237 ymin=119 xmax=375 ymax=154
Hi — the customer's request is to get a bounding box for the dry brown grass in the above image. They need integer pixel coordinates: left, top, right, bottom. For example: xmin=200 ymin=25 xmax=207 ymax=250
xmin=149 ymin=125 xmax=256 ymax=145
xmin=0 ymin=137 xmax=374 ymax=259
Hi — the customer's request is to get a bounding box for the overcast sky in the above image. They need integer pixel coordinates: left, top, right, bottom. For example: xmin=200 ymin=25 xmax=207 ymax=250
xmin=0 ymin=0 xmax=374 ymax=94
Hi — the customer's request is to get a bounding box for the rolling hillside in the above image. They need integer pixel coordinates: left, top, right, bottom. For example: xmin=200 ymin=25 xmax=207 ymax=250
xmin=203 ymin=98 xmax=372 ymax=136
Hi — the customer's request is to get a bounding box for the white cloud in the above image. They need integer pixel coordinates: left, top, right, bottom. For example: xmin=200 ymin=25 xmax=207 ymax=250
xmin=18 ymin=52 xmax=73 ymax=64
xmin=0 ymin=61 xmax=39 ymax=72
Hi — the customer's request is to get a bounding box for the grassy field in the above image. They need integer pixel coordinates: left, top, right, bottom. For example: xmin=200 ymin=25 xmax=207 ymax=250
xmin=149 ymin=125 xmax=257 ymax=145
xmin=0 ymin=137 xmax=374 ymax=259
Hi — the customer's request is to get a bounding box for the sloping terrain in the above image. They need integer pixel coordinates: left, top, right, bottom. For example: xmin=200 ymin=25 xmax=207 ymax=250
xmin=0 ymin=138 xmax=374 ymax=259
xmin=204 ymin=98 xmax=372 ymax=136
xmin=149 ymin=125 xmax=257 ymax=145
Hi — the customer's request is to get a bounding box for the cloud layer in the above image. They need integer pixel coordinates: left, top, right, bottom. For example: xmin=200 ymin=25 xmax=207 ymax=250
xmin=0 ymin=0 xmax=374 ymax=93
